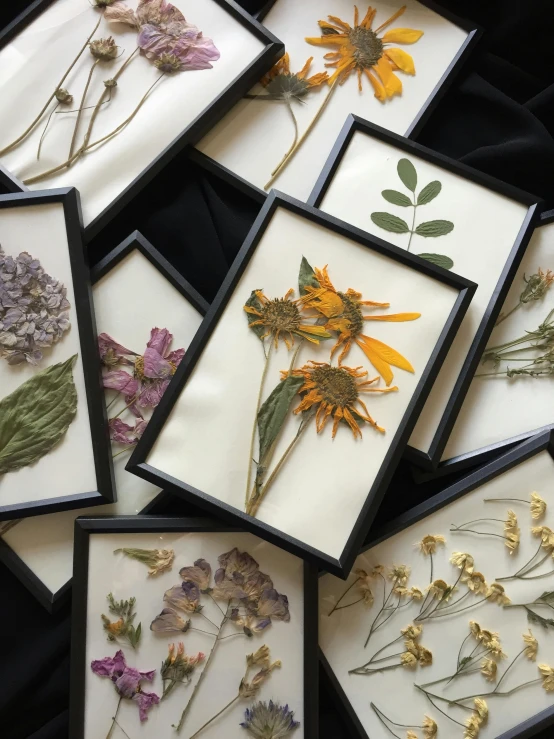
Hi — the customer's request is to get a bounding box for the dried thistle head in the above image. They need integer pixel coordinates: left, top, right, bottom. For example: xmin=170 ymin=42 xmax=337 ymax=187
xmin=90 ymin=37 xmax=118 ymax=60
xmin=401 ymin=624 xmax=422 ymax=640
xmin=523 ymin=630 xmax=538 ymax=661
xmin=539 ymin=663 xmax=554 ymax=692
xmin=462 ymin=571 xmax=488 ymax=595
xmin=487 ymin=582 xmax=511 ymax=605
xmin=530 ymin=492 xmax=547 ymax=520
xmin=418 ymin=534 xmax=446 ymax=555
xmin=422 ymin=716 xmax=437 ymax=739
xmin=450 ymin=552 xmax=474 ymax=574
xmin=388 ymin=564 xmax=411 ymax=586
xmin=481 ymin=658 xmax=497 ymax=682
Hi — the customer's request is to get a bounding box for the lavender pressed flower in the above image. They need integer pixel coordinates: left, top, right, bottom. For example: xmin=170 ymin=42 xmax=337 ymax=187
xmin=150 ymin=607 xmax=191 ymax=634
xmin=240 ymin=700 xmax=300 ymax=738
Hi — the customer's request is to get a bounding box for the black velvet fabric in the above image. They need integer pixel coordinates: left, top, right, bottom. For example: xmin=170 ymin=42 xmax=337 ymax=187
xmin=1 ymin=0 xmax=554 ymax=737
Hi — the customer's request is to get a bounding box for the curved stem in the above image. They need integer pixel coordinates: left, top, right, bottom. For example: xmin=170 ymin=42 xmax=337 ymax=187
xmin=484 ymin=497 xmax=529 ymax=505
xmin=451 ymin=678 xmax=542 ymax=704
xmin=37 ymin=103 xmax=60 ymax=160
xmin=495 ymin=303 xmax=522 ymax=327
xmin=349 ymin=663 xmax=402 ymax=676
xmin=0 ymin=14 xmax=102 ymax=157
xmin=365 ymin=579 xmax=397 ymax=647
xmin=245 ymin=340 xmax=273 ymax=508
xmin=106 ymin=696 xmax=122 ymax=739
xmin=188 ymin=695 xmax=239 ymax=739
xmin=269 ymin=101 xmax=298 ymax=176
xmin=68 ymin=58 xmax=99 ymax=164
xmin=495 ymin=649 xmax=524 ymax=692
xmin=328 ymin=577 xmax=361 ymax=616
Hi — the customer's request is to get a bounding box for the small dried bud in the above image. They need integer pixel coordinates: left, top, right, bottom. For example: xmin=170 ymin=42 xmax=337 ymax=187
xmin=94 ymin=0 xmax=115 ymax=6
xmin=154 ymin=52 xmax=182 ymax=73
xmin=104 ymin=79 xmax=118 ymax=88
xmin=55 ymin=88 xmax=73 ymax=104
xmin=90 ymin=37 xmax=118 ymax=61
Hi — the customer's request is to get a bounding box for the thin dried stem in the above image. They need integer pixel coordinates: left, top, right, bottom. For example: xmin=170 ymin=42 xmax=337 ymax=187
xmin=68 ymin=58 xmax=100 ymax=164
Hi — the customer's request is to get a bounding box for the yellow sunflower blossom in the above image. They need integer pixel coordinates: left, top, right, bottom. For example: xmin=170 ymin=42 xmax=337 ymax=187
xmin=487 ymin=582 xmax=511 ymax=606
xmin=401 ymin=624 xmax=422 ymax=640
xmin=260 ymin=52 xmax=329 ymax=96
xmin=427 ymin=579 xmax=454 ymax=601
xmin=418 ymin=534 xmax=446 ymax=555
xmin=409 ymin=586 xmax=424 ymax=600
xmin=305 ymin=4 xmax=424 ymax=101
xmin=388 ymin=564 xmax=411 ymax=586
xmin=462 ymin=571 xmax=488 ymax=595
xmin=301 ymin=265 xmax=420 ymax=384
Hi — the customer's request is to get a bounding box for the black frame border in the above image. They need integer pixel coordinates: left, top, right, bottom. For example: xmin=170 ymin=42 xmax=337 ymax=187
xmin=127 ymin=190 xmax=476 ymax=578
xmin=320 ymin=429 xmax=554 ymax=739
xmin=0 ymin=0 xmax=284 ymax=240
xmin=0 ymin=231 xmax=209 ymax=610
xmin=0 ymin=188 xmax=115 ymax=520
xmin=307 ymin=113 xmax=542 ymax=470
xmin=69 ymin=514 xmax=319 ymax=739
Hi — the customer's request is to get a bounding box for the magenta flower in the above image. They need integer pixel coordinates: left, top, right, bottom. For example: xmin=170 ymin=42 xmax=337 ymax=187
xmin=109 ymin=417 xmax=148 ymax=445
xmin=98 ymin=332 xmax=136 ymax=368
xmin=90 ymin=650 xmax=160 ymax=721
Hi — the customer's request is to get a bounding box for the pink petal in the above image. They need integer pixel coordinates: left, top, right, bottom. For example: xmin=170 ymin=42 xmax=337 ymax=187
xmin=133 ymin=419 xmax=149 ymax=439
xmin=166 ymin=347 xmax=185 ymax=366
xmin=91 ymin=650 xmax=126 ymax=677
xmin=98 ymin=332 xmax=135 ymax=363
xmin=133 ymin=690 xmax=160 ymax=721
xmin=109 ymin=418 xmax=135 ymax=444
xmin=137 ymin=378 xmax=170 ymax=408
xmin=147 ymin=327 xmax=173 ymax=356
xmin=138 ymin=25 xmax=170 ymax=58
xmin=173 ymin=33 xmax=220 ymax=70
xmin=104 ymin=1 xmax=139 ymax=27
xmin=103 ymin=370 xmax=139 ymax=396
xmin=136 ymin=0 xmax=186 ymax=26
xmin=143 ymin=346 xmax=173 ymax=379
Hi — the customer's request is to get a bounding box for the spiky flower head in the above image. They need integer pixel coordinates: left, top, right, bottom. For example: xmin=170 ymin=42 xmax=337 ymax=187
xmin=240 ymin=700 xmax=300 ymax=738
xmin=90 ymin=37 xmax=118 ymax=60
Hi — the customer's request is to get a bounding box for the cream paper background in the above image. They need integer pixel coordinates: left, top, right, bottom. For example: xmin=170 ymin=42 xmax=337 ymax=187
xmin=0 ymin=0 xmax=265 ymax=226
xmin=197 ymin=0 xmax=469 ymax=200
xmin=2 ymin=247 xmax=203 ymax=593
xmin=316 ymin=131 xmax=531 ymax=455
xmin=0 ymin=202 xmax=96 ymax=507
xmin=443 ymin=221 xmax=554 ymax=462
xmin=84 ymin=531 xmax=305 ymax=739
xmin=147 ymin=206 xmax=460 ymax=561
xmin=319 ymin=449 xmax=554 ymax=739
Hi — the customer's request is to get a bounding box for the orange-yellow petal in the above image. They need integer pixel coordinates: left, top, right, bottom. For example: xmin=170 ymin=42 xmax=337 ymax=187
xmin=343 ymin=406 xmax=362 ymax=439
xmin=361 ymin=6 xmax=377 ymax=28
xmin=355 ymin=334 xmax=415 ymax=386
xmin=375 ymin=5 xmax=406 ymax=33
xmin=374 ymin=57 xmax=403 ymax=97
xmin=296 ymin=57 xmax=313 ymax=80
xmin=307 ymin=71 xmax=330 ymax=87
xmin=364 ymin=68 xmax=386 ymax=101
xmin=384 ymin=48 xmax=416 ymax=75
xmin=381 ymin=28 xmax=424 ymax=44
xmin=327 ymin=15 xmax=351 ymax=31
xmin=363 ymin=312 xmax=421 ymax=322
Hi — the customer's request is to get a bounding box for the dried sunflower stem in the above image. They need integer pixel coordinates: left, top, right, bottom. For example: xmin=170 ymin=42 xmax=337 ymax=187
xmin=0 ymin=14 xmax=102 ymax=157
xmin=269 ymin=100 xmax=299 ymax=177
xmin=350 ymin=634 xmax=404 ymax=672
xmin=495 ymin=303 xmax=522 ymax=326
xmin=328 ymin=576 xmax=361 ymax=616
xmin=68 ymin=58 xmax=100 ymax=163
xmin=371 ymin=703 xmax=425 ymax=734
xmin=245 ymin=340 xmax=273 ymax=508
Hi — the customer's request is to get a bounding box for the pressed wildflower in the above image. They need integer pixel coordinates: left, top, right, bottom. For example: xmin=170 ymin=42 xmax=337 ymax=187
xmin=401 ymin=624 xmax=422 ymax=640
xmin=418 ymin=534 xmax=446 ymax=555
xmin=301 ymin=265 xmax=420 ymax=383
xmin=417 ymin=646 xmax=433 ymax=666
xmin=240 ymin=700 xmax=300 ymax=738
xmin=427 ymin=579 xmax=453 ymax=600
xmin=410 ymin=586 xmax=424 ymax=600
xmin=469 ymin=620 xmax=481 ymax=638
xmin=55 ymin=88 xmax=73 ymax=103
xmin=401 ymin=651 xmax=418 ymax=668
xmin=474 ymin=698 xmax=488 ymax=722
xmin=422 ymin=716 xmax=437 ymax=739
xmin=258 ymin=53 xmax=329 ymax=102
xmin=539 ymin=663 xmax=554 ymax=692
xmin=179 ymin=558 xmax=212 ymax=592
xmin=481 ymin=658 xmax=498 ymax=681
xmin=531 ymin=492 xmax=547 ymax=519
xmin=406 ymin=732 xmax=418 ymax=739
xmin=355 ymin=569 xmax=374 ymax=606
xmin=101 ymin=593 xmax=141 ymax=649
xmin=462 ymin=571 xmax=488 ymax=595
xmin=464 ymin=714 xmax=482 ymax=739
xmin=487 ymin=582 xmax=511 ymax=605
xmin=532 ymin=525 xmax=554 ymax=549
xmin=114 ymin=547 xmax=174 ymax=575
xmin=305 ymin=5 xmax=423 ymax=101
xmin=150 ymin=607 xmax=191 ymax=633
xmin=90 ymin=36 xmax=118 ymax=60
xmin=389 ymin=564 xmax=411 ymax=586
xmin=91 ymin=650 xmax=159 ymax=722
xmin=523 ymin=630 xmax=539 ymax=661
xmin=161 ymin=642 xmax=205 ymax=698
xmin=450 ymin=552 xmax=474 ymax=574
xmin=164 ymin=582 xmax=201 ymax=613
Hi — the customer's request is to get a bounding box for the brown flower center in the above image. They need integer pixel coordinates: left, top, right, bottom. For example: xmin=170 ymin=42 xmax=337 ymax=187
xmin=260 ymin=298 xmax=301 ymax=333
xmin=348 ymin=27 xmax=384 ymax=69
xmin=338 ymin=292 xmax=364 ymax=336
xmin=311 ymin=365 xmax=358 ymax=407
xmin=134 ymin=355 xmax=145 ymax=380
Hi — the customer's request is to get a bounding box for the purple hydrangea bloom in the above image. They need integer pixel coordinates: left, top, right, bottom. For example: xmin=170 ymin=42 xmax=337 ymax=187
xmin=240 ymin=700 xmax=300 ymax=738
xmin=90 ymin=650 xmax=160 ymax=721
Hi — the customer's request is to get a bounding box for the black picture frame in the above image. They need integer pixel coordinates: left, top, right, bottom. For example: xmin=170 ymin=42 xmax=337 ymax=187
xmin=189 ymin=0 xmax=481 ymax=201
xmin=0 ymin=0 xmax=284 ymax=241
xmin=0 ymin=188 xmax=115 ymax=520
xmin=0 ymin=230 xmax=209 ymax=611
xmin=127 ymin=190 xmax=476 ymax=578
xmin=320 ymin=429 xmax=554 ymax=739
xmin=69 ymin=514 xmax=319 ymax=739
xmin=307 ymin=114 xmax=543 ymax=471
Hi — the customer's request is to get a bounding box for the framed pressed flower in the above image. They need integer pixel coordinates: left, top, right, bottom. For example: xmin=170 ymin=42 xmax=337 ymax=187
xmin=416 ymin=210 xmax=554 ymax=482
xmin=191 ymin=0 xmax=480 ymax=202
xmin=126 ymin=191 xmax=475 ymax=576
xmin=69 ymin=515 xmax=318 ymax=739
xmin=0 ymin=0 xmax=283 ymax=239
xmin=320 ymin=430 xmax=554 ymax=739
xmin=0 ymin=231 xmax=207 ymax=610
xmin=0 ymin=188 xmax=114 ymax=519
xmin=308 ymin=115 xmax=542 ymax=471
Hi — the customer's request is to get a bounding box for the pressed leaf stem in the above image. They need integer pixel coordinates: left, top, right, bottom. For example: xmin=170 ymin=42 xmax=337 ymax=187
xmin=350 ymin=634 xmax=404 ymax=673
xmin=0 ymin=14 xmax=102 ymax=157
xmin=68 ymin=59 xmax=100 ymax=163
xmin=269 ymin=101 xmax=299 ymax=177
xmin=495 ymin=303 xmax=522 ymax=327
xmin=264 ymin=79 xmax=338 ymax=190
xmin=371 ymin=706 xmax=402 ymax=739
xmin=112 ymin=445 xmax=135 ymax=460
xmin=406 ymin=198 xmax=417 ymax=252
xmin=328 ymin=577 xmax=361 ymax=616
xmin=245 ymin=340 xmax=273 ymax=508
xmin=496 ymin=542 xmax=548 ymax=581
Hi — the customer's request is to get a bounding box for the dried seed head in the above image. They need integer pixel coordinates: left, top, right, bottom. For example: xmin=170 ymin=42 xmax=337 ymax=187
xmin=104 ymin=78 xmax=118 ymax=88
xmin=90 ymin=37 xmax=118 ymax=60
xmin=94 ymin=0 xmax=116 ymax=7
xmin=154 ymin=52 xmax=183 ymax=73
xmin=55 ymin=88 xmax=73 ymax=104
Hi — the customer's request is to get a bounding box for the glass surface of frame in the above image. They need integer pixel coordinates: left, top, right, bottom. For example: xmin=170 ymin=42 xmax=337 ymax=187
xmin=0 ymin=0 xmax=283 ymax=238
xmin=0 ymin=189 xmax=114 ymax=519
xmin=320 ymin=431 xmax=554 ymax=739
xmin=69 ymin=516 xmax=318 ymax=739
xmin=193 ymin=0 xmax=479 ymax=202
xmin=0 ymin=232 xmax=208 ymax=610
xmin=127 ymin=191 xmax=476 ymax=577
xmin=308 ymin=115 xmax=541 ymax=470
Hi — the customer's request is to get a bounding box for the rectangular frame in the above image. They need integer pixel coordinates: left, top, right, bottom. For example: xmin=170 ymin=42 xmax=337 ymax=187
xmin=308 ymin=114 xmax=542 ymax=471
xmin=0 ymin=231 xmax=209 ymax=610
xmin=0 ymin=0 xmax=284 ymax=240
xmin=69 ymin=514 xmax=319 ymax=739
xmin=0 ymin=188 xmax=115 ymax=519
xmin=189 ymin=0 xmax=481 ymax=202
xmin=127 ymin=190 xmax=476 ymax=577
xmin=320 ymin=429 xmax=554 ymax=739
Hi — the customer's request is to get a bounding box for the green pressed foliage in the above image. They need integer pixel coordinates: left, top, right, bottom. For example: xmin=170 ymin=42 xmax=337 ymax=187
xmin=417 ymin=253 xmax=454 ymax=270
xmin=245 ymin=289 xmax=266 ymax=340
xmin=298 ymin=255 xmax=320 ymax=296
xmin=370 ymin=212 xmax=411 ymax=233
xmin=257 ymin=375 xmax=304 ymax=464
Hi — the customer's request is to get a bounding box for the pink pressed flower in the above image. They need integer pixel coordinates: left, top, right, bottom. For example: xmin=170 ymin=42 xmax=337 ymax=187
xmin=103 ymin=368 xmax=139 ymax=397
xmin=108 ymin=417 xmax=147 ymax=445
xmin=98 ymin=332 xmax=136 ymax=367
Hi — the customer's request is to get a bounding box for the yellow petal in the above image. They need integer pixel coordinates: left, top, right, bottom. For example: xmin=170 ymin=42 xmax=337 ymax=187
xmin=374 ymin=57 xmax=403 ymax=97
xmin=356 ymin=334 xmax=415 ymax=385
xmin=375 ymin=5 xmax=406 ymax=33
xmin=364 ymin=312 xmax=421 ymax=322
xmin=305 ymin=35 xmax=349 ymax=46
xmin=381 ymin=28 xmax=424 ymax=44
xmin=364 ymin=68 xmax=386 ymax=102
xmin=384 ymin=48 xmax=416 ymax=75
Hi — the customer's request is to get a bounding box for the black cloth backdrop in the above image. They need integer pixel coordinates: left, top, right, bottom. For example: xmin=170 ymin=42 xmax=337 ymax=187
xmin=1 ymin=1 xmax=554 ymax=737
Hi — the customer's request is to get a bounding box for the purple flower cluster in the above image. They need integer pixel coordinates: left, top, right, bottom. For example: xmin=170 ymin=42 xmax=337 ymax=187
xmin=241 ymin=700 xmax=300 ymax=738
xmin=0 ymin=245 xmax=70 ymax=365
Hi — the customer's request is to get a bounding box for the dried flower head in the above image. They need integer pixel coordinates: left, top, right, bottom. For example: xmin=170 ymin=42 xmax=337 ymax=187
xmin=259 ymin=53 xmax=329 ymax=103
xmin=401 ymin=624 xmax=423 ymax=640
xmin=521 ymin=268 xmax=554 ymax=304
xmin=539 ymin=663 xmax=554 ymax=692
xmin=504 ymin=510 xmax=520 ymax=553
xmin=418 ymin=534 xmax=446 ymax=555
xmin=400 ymin=651 xmax=418 ymax=668
xmin=163 ymin=581 xmax=201 ymax=613
xmin=55 ymin=87 xmax=73 ymax=104
xmin=481 ymin=658 xmax=497 ymax=682
xmin=422 ymin=716 xmax=437 ymax=739
xmin=523 ymin=630 xmax=539 ymax=661
xmin=101 ymin=593 xmax=141 ymax=649
xmin=180 ymin=558 xmax=212 ymax=592
xmin=462 ymin=571 xmax=488 ymax=595
xmin=469 ymin=621 xmax=481 ymax=638
xmin=464 ymin=713 xmax=482 ymax=739
xmin=409 ymin=586 xmax=424 ymax=600
xmin=487 ymin=582 xmax=511 ymax=605
xmin=161 ymin=642 xmax=204 ymax=697
xmin=239 ymin=655 xmax=281 ymax=699
xmin=240 ymin=700 xmax=300 ymax=738
xmin=355 ymin=570 xmax=374 ymax=606
xmin=90 ymin=37 xmax=118 ymax=60
xmin=427 ymin=579 xmax=454 ymax=601
xmin=114 ymin=547 xmax=174 ymax=576
xmin=450 ymin=552 xmax=474 ymax=574
xmin=417 ymin=646 xmax=433 ymax=667
xmin=532 ymin=525 xmax=554 ymax=550
xmin=370 ymin=564 xmax=385 ymax=576
xmin=247 ymin=645 xmax=271 ymax=669
xmin=91 ymin=650 xmax=159 ymax=721
xmin=406 ymin=732 xmax=418 ymax=739
xmin=154 ymin=52 xmax=184 ymax=73
xmin=388 ymin=564 xmax=411 ymax=586
xmin=530 ymin=492 xmax=547 ymax=520
xmin=150 ymin=607 xmax=191 ymax=634
xmin=474 ymin=698 xmax=488 ymax=722
xmin=104 ymin=78 xmax=118 ymax=88
xmin=394 ymin=585 xmax=409 ymax=597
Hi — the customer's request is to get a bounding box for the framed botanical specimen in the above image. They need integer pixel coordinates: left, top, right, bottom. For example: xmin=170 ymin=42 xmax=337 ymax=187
xmin=0 ymin=189 xmax=114 ymax=520
xmin=69 ymin=515 xmax=318 ymax=739
xmin=127 ymin=191 xmax=476 ymax=577
xmin=0 ymin=231 xmax=207 ymax=610
xmin=192 ymin=0 xmax=480 ymax=202
xmin=0 ymin=0 xmax=283 ymax=239
xmin=320 ymin=430 xmax=554 ymax=739
xmin=308 ymin=115 xmax=542 ymax=471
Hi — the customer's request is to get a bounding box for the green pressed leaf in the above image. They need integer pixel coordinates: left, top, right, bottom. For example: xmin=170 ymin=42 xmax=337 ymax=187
xmin=527 ymin=608 xmax=554 ymax=630
xmin=245 ymin=290 xmax=265 ymax=340
xmin=298 ymin=256 xmax=320 ymax=296
xmin=415 ymin=220 xmax=454 ymax=238
xmin=397 ymin=158 xmax=417 ymax=191
xmin=370 ymin=212 xmax=411 ymax=233
xmin=381 ymin=189 xmax=412 ymax=207
xmin=417 ymin=253 xmax=454 ymax=270
xmin=417 ymin=180 xmax=442 ymax=205
xmin=257 ymin=375 xmax=304 ymax=463
xmin=0 ymin=355 xmax=78 ymax=475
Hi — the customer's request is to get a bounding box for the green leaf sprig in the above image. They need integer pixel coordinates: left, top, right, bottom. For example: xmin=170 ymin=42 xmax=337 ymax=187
xmin=101 ymin=592 xmax=142 ymax=650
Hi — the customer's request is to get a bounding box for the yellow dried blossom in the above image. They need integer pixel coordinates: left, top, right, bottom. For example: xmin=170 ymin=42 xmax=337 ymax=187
xmin=530 ymin=492 xmax=547 ymax=520
xmin=427 ymin=579 xmax=454 ymax=601
xmin=394 ymin=586 xmax=410 ymax=597
xmin=355 ymin=569 xmax=375 ymax=607
xmin=505 ymin=530 xmax=520 ymax=554
xmin=388 ymin=564 xmax=411 ymax=586
xmin=531 ymin=526 xmax=554 ymax=550
xmin=410 ymin=586 xmax=424 ymax=600
xmin=469 ymin=620 xmax=481 ymax=638
xmin=417 ymin=646 xmax=433 ymax=666
xmin=462 ymin=571 xmax=488 ymax=595
xmin=523 ymin=630 xmax=538 ymax=661
xmin=505 ymin=510 xmax=518 ymax=531
xmin=422 ymin=716 xmax=437 ymax=739
xmin=401 ymin=624 xmax=423 ymax=640
xmin=406 ymin=732 xmax=418 ymax=739
xmin=450 ymin=552 xmax=474 ymax=574
xmin=418 ymin=534 xmax=446 ymax=555
xmin=247 ymin=645 xmax=271 ymax=667
xmin=404 ymin=639 xmax=420 ymax=657
xmin=539 ymin=663 xmax=554 ymax=692
xmin=481 ymin=658 xmax=497 ymax=681
xmin=401 ymin=651 xmax=418 ymax=668
xmin=474 ymin=698 xmax=488 ymax=722
xmin=487 ymin=582 xmax=511 ymax=605
xmin=464 ymin=713 xmax=482 ymax=739
xmin=478 ymin=628 xmax=498 ymax=646
xmin=370 ymin=564 xmax=385 ymax=576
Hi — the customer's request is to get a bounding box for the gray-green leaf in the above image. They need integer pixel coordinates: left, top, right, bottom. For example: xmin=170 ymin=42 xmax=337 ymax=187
xmin=415 ymin=220 xmax=454 ymax=238
xmin=257 ymin=375 xmax=304 ymax=463
xmin=245 ymin=290 xmax=265 ymax=340
xmin=370 ymin=212 xmax=411 ymax=233
xmin=381 ymin=189 xmax=412 ymax=207
xmin=298 ymin=256 xmax=320 ymax=296
xmin=417 ymin=253 xmax=454 ymax=270
xmin=397 ymin=158 xmax=417 ymax=191
xmin=0 ymin=355 xmax=78 ymax=475
xmin=417 ymin=181 xmax=442 ymax=205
